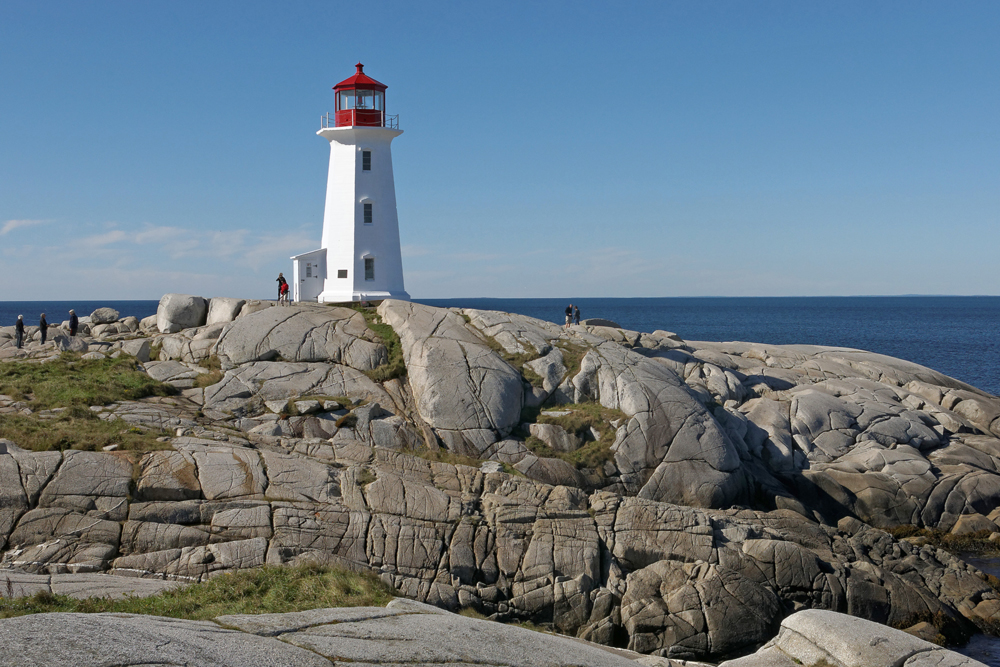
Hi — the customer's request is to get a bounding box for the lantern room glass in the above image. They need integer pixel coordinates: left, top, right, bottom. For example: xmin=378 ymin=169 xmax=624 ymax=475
xmin=338 ymin=90 xmax=383 ymax=111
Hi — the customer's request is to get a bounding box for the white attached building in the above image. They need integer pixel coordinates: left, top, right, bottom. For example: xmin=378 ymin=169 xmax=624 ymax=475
xmin=291 ymin=63 xmax=410 ymax=303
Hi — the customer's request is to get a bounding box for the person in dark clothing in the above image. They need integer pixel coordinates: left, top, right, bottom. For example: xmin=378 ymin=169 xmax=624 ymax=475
xmin=69 ymin=309 xmax=79 ymax=337
xmin=39 ymin=313 xmax=48 ymax=344
xmin=276 ymin=273 xmax=287 ymax=297
xmin=14 ymin=315 xmax=24 ymax=349
xmin=564 ymin=304 xmax=573 ymax=328
xmin=573 ymin=305 xmax=581 ymax=325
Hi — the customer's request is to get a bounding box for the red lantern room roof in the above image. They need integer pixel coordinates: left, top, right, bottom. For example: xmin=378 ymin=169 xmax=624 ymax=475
xmin=333 ymin=63 xmax=387 ymax=92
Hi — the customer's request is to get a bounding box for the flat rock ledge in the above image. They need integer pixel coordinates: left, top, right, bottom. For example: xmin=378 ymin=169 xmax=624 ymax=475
xmin=0 ymin=603 xmax=985 ymax=667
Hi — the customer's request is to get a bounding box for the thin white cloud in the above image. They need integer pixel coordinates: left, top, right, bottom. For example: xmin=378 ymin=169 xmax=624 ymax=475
xmin=80 ymin=230 xmax=127 ymax=247
xmin=0 ymin=219 xmax=47 ymax=236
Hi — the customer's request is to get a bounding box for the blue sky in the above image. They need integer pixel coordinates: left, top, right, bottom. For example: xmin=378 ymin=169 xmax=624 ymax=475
xmin=2 ymin=1 xmax=998 ymax=300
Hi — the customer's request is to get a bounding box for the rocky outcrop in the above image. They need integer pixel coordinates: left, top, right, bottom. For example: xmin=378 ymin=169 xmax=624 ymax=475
xmin=2 ymin=298 xmax=1000 ymax=661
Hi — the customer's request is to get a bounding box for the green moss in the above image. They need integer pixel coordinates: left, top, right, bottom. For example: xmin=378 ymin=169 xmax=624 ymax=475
xmin=0 ymin=563 xmax=396 ymax=619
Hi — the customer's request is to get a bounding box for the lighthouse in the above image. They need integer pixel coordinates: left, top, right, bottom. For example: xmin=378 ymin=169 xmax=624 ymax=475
xmin=291 ymin=63 xmax=410 ymax=303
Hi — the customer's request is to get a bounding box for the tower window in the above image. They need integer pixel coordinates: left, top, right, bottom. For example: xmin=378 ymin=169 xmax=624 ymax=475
xmin=363 ymin=203 xmax=373 ymax=224
xmin=364 ymin=258 xmax=375 ymax=281
xmin=338 ymin=269 xmax=348 ymax=279
xmin=362 ymin=150 xmax=371 ymax=171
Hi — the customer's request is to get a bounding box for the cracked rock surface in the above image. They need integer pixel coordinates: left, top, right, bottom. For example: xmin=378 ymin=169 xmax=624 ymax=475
xmin=2 ymin=299 xmax=1000 ymax=662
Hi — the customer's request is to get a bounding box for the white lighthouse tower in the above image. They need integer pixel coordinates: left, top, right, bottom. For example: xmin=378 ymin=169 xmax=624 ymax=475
xmin=291 ymin=63 xmax=410 ymax=303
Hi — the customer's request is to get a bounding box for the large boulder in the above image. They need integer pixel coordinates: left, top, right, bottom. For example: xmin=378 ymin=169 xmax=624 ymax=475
xmin=156 ymin=294 xmax=208 ymax=334
xmin=213 ymin=307 xmax=386 ymax=370
xmin=719 ymin=609 xmax=986 ymax=667
xmin=52 ymin=334 xmax=88 ymax=353
xmin=572 ymin=341 xmax=751 ymax=509
xmin=138 ymin=314 xmax=158 ymax=333
xmin=89 ymin=308 xmax=120 ymax=325
xmin=378 ymin=300 xmax=523 ymax=456
xmin=205 ymin=298 xmax=246 ymax=326
xmin=117 ymin=339 xmax=150 ymax=363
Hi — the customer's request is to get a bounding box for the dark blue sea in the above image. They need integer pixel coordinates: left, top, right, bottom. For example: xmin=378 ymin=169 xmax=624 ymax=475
xmin=1 ymin=296 xmax=998 ymax=663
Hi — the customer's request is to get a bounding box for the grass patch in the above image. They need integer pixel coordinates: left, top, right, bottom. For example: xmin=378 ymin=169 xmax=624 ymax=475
xmin=198 ymin=355 xmax=222 ymax=371
xmin=0 ymin=563 xmax=396 ymax=619
xmin=888 ymin=526 xmax=1000 ymax=557
xmin=350 ymin=306 xmax=406 ymax=383
xmin=517 ymin=402 xmax=626 ymax=470
xmin=0 ymin=353 xmax=176 ymax=410
xmin=0 ymin=407 xmax=172 ymax=452
xmin=478 ymin=333 xmax=538 ymax=372
xmin=193 ymin=370 xmax=224 ymax=388
xmin=193 ymin=358 xmax=224 ymax=388
xmin=553 ymin=341 xmax=588 ymax=378
xmin=336 ymin=413 xmax=358 ymax=428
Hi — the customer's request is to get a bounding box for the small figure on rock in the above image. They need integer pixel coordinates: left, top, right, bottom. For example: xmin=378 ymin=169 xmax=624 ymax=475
xmin=14 ymin=315 xmax=24 ymax=348
xmin=69 ymin=309 xmax=79 ymax=337
xmin=573 ymin=304 xmax=581 ymax=325
xmin=565 ymin=303 xmax=573 ymax=328
xmin=39 ymin=313 xmax=47 ymax=344
xmin=276 ymin=273 xmax=289 ymax=305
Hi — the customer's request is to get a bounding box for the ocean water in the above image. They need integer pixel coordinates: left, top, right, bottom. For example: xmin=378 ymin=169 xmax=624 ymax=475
xmin=1 ymin=296 xmax=999 ymax=662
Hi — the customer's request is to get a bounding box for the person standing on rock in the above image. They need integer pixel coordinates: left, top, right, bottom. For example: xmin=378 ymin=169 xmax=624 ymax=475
xmin=276 ymin=273 xmax=289 ymax=305
xmin=39 ymin=313 xmax=48 ymax=344
xmin=68 ymin=309 xmax=78 ymax=337
xmin=565 ymin=304 xmax=573 ymax=328
xmin=573 ymin=305 xmax=581 ymax=325
xmin=14 ymin=315 xmax=24 ymax=348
